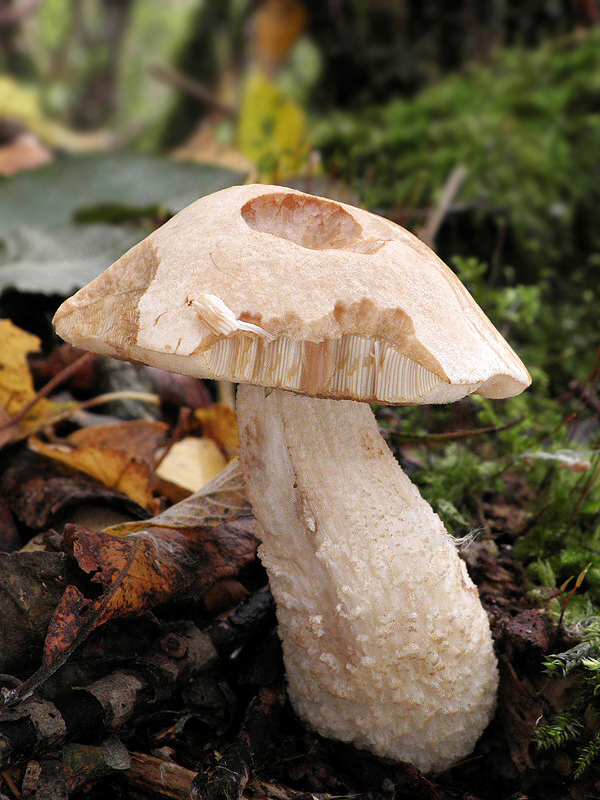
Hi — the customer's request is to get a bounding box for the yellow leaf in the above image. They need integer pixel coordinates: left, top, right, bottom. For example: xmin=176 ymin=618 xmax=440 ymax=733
xmin=29 ymin=421 xmax=168 ymax=510
xmin=237 ymin=68 xmax=310 ymax=181
xmin=0 ymin=319 xmax=42 ymax=415
xmin=154 ymin=436 xmax=227 ymax=502
xmin=193 ymin=403 xmax=239 ymax=458
xmin=0 ymin=320 xmax=77 ymax=448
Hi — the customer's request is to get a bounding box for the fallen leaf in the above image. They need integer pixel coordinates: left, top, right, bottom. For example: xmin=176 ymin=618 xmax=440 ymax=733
xmin=67 ymin=420 xmax=167 ymax=463
xmin=29 ymin=420 xmax=168 ymax=511
xmin=193 ymin=403 xmax=239 ymax=458
xmin=42 ymin=517 xmax=258 ymax=669
xmin=106 ymin=457 xmax=250 ymax=536
xmin=5 ymin=458 xmax=256 ymax=698
xmin=154 ymin=437 xmax=228 ymax=503
xmin=0 ymin=449 xmax=150 ymax=531
xmin=0 ymin=319 xmax=71 ymax=447
xmin=0 ymin=319 xmax=44 ymax=416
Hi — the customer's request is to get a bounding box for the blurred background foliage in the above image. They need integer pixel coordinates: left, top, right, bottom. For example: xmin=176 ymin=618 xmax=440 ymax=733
xmin=1 ymin=0 xmax=600 ymax=781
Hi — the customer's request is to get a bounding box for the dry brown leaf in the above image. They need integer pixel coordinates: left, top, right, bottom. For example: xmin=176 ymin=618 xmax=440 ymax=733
xmin=153 ymin=436 xmax=227 ymax=502
xmin=193 ymin=403 xmax=239 ymax=458
xmin=42 ymin=518 xmax=258 ymax=668
xmin=29 ymin=421 xmax=168 ymax=511
xmin=10 ymin=457 xmax=255 ymax=702
xmin=67 ymin=419 xmax=167 ymax=463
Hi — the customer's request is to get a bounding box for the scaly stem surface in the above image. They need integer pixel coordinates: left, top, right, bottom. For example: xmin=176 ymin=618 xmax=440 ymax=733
xmin=237 ymin=385 xmax=498 ymax=773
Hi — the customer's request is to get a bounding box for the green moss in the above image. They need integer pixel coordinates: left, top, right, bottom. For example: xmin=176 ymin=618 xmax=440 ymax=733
xmin=313 ymin=31 xmax=600 ymax=277
xmin=532 ymin=622 xmax=600 ymax=778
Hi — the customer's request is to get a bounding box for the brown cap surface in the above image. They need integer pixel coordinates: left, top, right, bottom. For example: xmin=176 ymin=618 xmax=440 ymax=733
xmin=53 ymin=184 xmax=531 ymax=404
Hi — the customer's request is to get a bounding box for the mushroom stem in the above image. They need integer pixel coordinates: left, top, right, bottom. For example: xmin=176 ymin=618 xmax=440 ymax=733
xmin=237 ymin=384 xmax=498 ymax=774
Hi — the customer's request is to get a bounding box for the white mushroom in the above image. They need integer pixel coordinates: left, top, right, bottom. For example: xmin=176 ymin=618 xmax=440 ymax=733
xmin=53 ymin=185 xmax=531 ymax=773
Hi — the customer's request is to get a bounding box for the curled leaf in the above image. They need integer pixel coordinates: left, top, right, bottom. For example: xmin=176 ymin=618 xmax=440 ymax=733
xmin=29 ymin=421 xmax=168 ymax=510
xmin=11 ymin=459 xmax=256 ymax=701
xmin=42 ymin=516 xmax=258 ymax=670
xmin=106 ymin=457 xmax=250 ymax=536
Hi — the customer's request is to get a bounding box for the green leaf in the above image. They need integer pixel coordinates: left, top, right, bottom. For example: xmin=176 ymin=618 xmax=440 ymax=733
xmin=0 ymin=153 xmax=244 ymax=295
xmin=0 ymin=153 xmax=243 ymax=235
xmin=0 ymin=225 xmax=144 ymax=295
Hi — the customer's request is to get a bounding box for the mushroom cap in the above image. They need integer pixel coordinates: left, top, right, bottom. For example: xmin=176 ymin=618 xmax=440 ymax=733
xmin=53 ymin=184 xmax=531 ymax=404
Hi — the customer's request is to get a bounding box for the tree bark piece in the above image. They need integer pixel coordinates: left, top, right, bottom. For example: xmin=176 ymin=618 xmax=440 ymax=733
xmin=124 ymin=751 xmax=195 ymax=800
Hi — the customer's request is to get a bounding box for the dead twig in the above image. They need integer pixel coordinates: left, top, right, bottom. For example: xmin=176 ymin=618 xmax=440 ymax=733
xmin=124 ymin=751 xmax=195 ymax=800
xmin=150 ymin=63 xmax=238 ymax=118
xmin=387 ymin=415 xmax=525 ymax=446
xmin=416 ymin=165 xmax=467 ymax=249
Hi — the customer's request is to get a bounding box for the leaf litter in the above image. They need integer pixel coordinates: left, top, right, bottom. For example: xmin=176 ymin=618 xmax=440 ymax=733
xmin=0 ymin=288 xmax=598 ymax=797
xmin=0 ymin=324 xmax=258 ymax=702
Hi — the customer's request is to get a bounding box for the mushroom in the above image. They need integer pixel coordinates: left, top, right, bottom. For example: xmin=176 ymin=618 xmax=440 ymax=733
xmin=53 ymin=184 xmax=531 ymax=773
